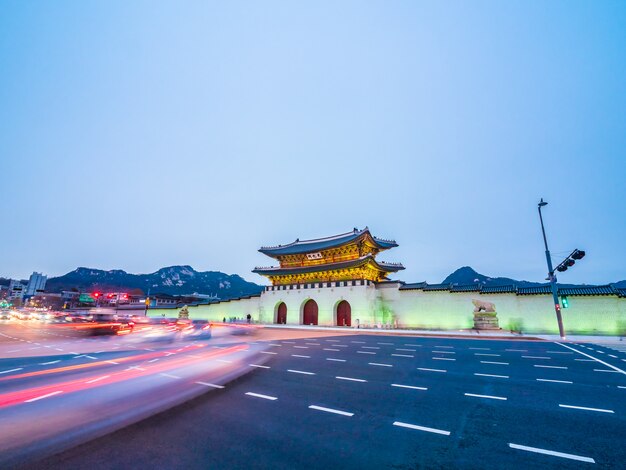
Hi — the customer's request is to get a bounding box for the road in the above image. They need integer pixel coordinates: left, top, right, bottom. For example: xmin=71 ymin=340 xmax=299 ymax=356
xmin=2 ymin=321 xmax=626 ymax=469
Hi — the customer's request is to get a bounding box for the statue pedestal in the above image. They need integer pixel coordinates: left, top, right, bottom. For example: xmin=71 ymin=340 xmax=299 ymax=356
xmin=473 ymin=312 xmax=500 ymax=330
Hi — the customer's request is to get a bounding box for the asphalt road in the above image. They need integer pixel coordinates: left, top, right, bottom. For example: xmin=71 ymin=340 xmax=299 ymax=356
xmin=9 ymin=324 xmax=625 ymax=470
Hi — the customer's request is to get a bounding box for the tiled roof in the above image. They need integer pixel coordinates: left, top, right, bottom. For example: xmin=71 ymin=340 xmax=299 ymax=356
xmin=399 ymin=282 xmax=427 ymax=291
xmin=259 ymin=227 xmax=397 ymax=256
xmin=558 ymin=285 xmax=616 ymax=296
xmin=253 ymin=255 xmax=404 ymax=276
xmin=517 ymin=286 xmax=553 ymax=295
xmin=450 ymin=284 xmax=482 ymax=292
xmin=481 ymin=285 xmax=517 ymax=294
xmin=422 ymin=283 xmax=452 ymax=291
xmin=613 ymin=287 xmax=626 ymax=298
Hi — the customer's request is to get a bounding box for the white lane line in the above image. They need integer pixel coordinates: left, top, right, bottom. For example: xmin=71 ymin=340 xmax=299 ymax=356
xmin=474 ymin=353 xmax=501 ymax=357
xmin=418 ymin=367 xmax=446 ymax=373
xmin=126 ymin=366 xmax=146 ymax=371
xmin=250 ymin=364 xmax=270 ymax=369
xmin=293 ymin=346 xmax=309 ymax=349
xmin=609 ymin=355 xmax=618 ymax=358
xmin=282 ymin=341 xmax=295 ymax=344
xmin=291 ymin=354 xmax=311 ymax=358
xmin=0 ymin=368 xmax=23 ymax=374
xmin=269 ymin=344 xmax=282 ymax=347
xmin=480 ymin=361 xmax=509 ymax=365
xmin=508 ymin=443 xmax=594 ymax=463
xmin=53 ymin=348 xmax=64 ymax=351
xmin=288 ymin=369 xmax=315 ymax=375
xmin=106 ymin=360 xmax=119 ymax=365
xmin=392 ymin=354 xmax=414 ymax=358
xmin=465 ymin=393 xmax=507 ymax=401
xmin=534 ymin=365 xmax=567 ymax=369
xmin=433 ymin=345 xmax=454 ymax=349
xmin=546 ymin=351 xmax=573 ymax=354
xmin=7 ymin=349 xmax=22 ymax=353
xmin=559 ymin=404 xmax=614 ymax=413
xmin=25 ymin=391 xmax=63 ymax=403
xmin=404 ymin=344 xmax=423 ymax=347
xmin=85 ymin=375 xmax=110 ymax=384
xmin=505 ymin=349 xmax=527 ymax=352
xmin=575 ymin=359 xmax=595 ymax=362
xmin=391 ymin=384 xmax=427 ymax=391
xmin=216 ymin=359 xmax=233 ymax=363
xmin=260 ymin=351 xmax=277 ymax=355
xmin=433 ymin=357 xmax=455 ymax=361
xmin=336 ymin=376 xmax=367 ymax=382
xmin=594 ymin=369 xmax=620 ymax=373
xmin=537 ymin=379 xmax=573 ymax=384
xmin=351 ymin=341 xmax=365 ymax=344
xmin=326 ymin=358 xmax=346 ymax=362
xmin=195 ymin=382 xmax=224 ymax=388
xmin=245 ymin=392 xmax=277 ymax=400
xmin=334 ymin=345 xmax=349 ymax=348
xmin=357 ymin=351 xmax=376 ymax=355
xmin=143 ymin=348 xmax=155 ymax=351
xmin=84 ymin=355 xmax=97 ymax=360
xmin=469 ymin=347 xmax=490 ymax=350
xmin=393 ymin=421 xmax=450 ymax=436
xmin=369 ymin=362 xmax=393 ymax=367
xmin=522 ymin=356 xmax=550 ymax=359
xmin=362 ymin=346 xmax=380 ymax=349
xmin=323 ymin=348 xmax=340 ymax=351
xmin=433 ymin=350 xmax=455 ymax=354
xmin=618 ymin=386 xmax=626 ymax=389
xmin=326 ymin=339 xmax=340 ymax=342
xmin=377 ymin=342 xmax=394 ymax=345
xmin=396 ymin=348 xmax=416 ymax=352
xmin=39 ymin=360 xmax=61 ymax=365
xmin=305 ymin=343 xmax=321 ymax=346
xmin=309 ymin=405 xmax=353 ymax=417
xmin=160 ymin=373 xmax=181 ymax=379
xmin=474 ymin=373 xmax=509 ymax=378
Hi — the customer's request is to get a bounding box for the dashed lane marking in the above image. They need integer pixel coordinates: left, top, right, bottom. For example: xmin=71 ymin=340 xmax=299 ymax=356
xmin=291 ymin=355 xmax=311 ymax=358
xmin=245 ymin=392 xmax=277 ymax=400
xmin=393 ymin=421 xmax=450 ymax=436
xmin=25 ymin=391 xmax=63 ymax=403
xmin=357 ymin=351 xmax=376 ymax=355
xmin=305 ymin=343 xmax=321 ymax=346
xmin=0 ymin=368 xmax=23 ymax=374
xmin=160 ymin=373 xmax=181 ymax=379
xmin=508 ymin=443 xmax=594 ymax=464
xmin=433 ymin=350 xmax=455 ymax=354
xmin=481 ymin=361 xmax=509 ymax=365
xmin=260 ymin=351 xmax=277 ymax=355
xmin=469 ymin=347 xmax=490 ymax=350
xmin=326 ymin=358 xmax=346 ymax=362
xmin=396 ymin=348 xmax=416 ymax=352
xmin=505 ymin=349 xmax=527 ymax=352
xmin=534 ymin=365 xmax=567 ymax=369
xmin=148 ymin=359 xmax=159 ymax=363
xmin=433 ymin=357 xmax=456 ymax=361
xmin=351 ymin=341 xmax=365 ymax=344
xmin=362 ymin=346 xmax=380 ymax=349
xmin=309 ymin=405 xmax=353 ymax=417
xmin=433 ymin=345 xmax=454 ymax=349
xmin=555 ymin=342 xmax=626 ymax=376
xmin=537 ymin=379 xmax=573 ymax=384
xmin=325 ymin=339 xmax=340 ymax=342
xmin=106 ymin=361 xmax=120 ymax=365
xmin=39 ymin=360 xmax=61 ymax=365
xmin=594 ymin=369 xmax=620 ymax=373
xmin=195 ymin=382 xmax=224 ymax=388
xmin=369 ymin=362 xmax=392 ymax=367
xmin=86 ymin=375 xmax=110 ymax=384
xmin=288 ymin=369 xmax=315 ymax=375
xmin=323 ymin=348 xmax=340 ymax=351
xmin=391 ymin=384 xmax=427 ymax=391
xmin=377 ymin=342 xmax=394 ymax=345
xmin=392 ymin=354 xmax=414 ymax=358
xmin=418 ymin=368 xmax=446 ymax=373
xmin=559 ymin=404 xmax=614 ymax=413
xmin=336 ymin=376 xmax=367 ymax=382
xmin=282 ymin=341 xmax=295 ymax=344
xmin=474 ymin=373 xmax=509 ymax=379
xmin=250 ymin=364 xmax=270 ymax=369
xmin=475 ymin=353 xmax=500 ymax=357
xmin=404 ymin=344 xmax=423 ymax=347
xmin=575 ymin=359 xmax=595 ymax=362
xmin=216 ymin=359 xmax=233 ymax=364
xmin=465 ymin=393 xmax=507 ymax=401
xmin=522 ymin=356 xmax=551 ymax=359
xmin=293 ymin=346 xmax=308 ymax=349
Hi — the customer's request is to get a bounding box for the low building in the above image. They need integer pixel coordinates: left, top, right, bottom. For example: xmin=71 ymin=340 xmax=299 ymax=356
xmin=147 ymin=228 xmax=626 ymax=335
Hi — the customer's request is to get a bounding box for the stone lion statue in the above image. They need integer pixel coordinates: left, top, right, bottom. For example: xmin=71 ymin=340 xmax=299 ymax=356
xmin=472 ymin=299 xmax=496 ymax=313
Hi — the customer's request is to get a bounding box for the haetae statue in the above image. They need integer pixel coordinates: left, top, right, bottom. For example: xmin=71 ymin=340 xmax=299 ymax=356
xmin=471 ymin=299 xmax=500 ymax=330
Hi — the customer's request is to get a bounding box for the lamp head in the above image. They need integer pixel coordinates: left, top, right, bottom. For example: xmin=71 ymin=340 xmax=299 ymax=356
xmin=538 ymin=198 xmax=548 ymax=207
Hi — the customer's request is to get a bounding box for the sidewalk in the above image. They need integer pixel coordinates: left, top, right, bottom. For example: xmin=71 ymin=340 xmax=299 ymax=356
xmin=263 ymin=324 xmax=626 ymax=343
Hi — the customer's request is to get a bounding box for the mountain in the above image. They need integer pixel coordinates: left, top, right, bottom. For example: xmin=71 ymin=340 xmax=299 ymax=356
xmin=442 ymin=266 xmax=547 ymax=287
xmin=44 ymin=266 xmax=263 ymax=299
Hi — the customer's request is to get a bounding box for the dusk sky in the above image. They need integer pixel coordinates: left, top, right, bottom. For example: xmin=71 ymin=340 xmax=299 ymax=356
xmin=1 ymin=1 xmax=624 ymax=286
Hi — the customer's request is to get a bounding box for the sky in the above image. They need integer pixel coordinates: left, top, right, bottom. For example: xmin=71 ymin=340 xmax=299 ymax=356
xmin=1 ymin=1 xmax=625 ymax=286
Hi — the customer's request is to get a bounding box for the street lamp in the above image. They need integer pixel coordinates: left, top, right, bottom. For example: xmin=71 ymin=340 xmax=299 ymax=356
xmin=537 ymin=198 xmax=566 ymax=339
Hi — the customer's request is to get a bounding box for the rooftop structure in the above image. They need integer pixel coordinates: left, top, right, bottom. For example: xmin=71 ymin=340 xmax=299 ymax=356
xmin=253 ymin=227 xmax=404 ymax=285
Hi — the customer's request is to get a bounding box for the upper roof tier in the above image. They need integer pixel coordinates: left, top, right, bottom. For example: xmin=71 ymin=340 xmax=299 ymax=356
xmin=258 ymin=227 xmax=398 ymax=257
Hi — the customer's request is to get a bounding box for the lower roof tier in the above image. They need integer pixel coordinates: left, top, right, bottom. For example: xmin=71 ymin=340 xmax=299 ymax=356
xmin=253 ymin=254 xmax=404 ymax=277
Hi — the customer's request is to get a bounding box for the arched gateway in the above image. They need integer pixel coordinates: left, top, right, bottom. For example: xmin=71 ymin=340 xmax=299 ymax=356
xmin=336 ymin=300 xmax=351 ymax=327
xmin=302 ymin=299 xmax=318 ymax=325
xmin=276 ymin=302 xmax=287 ymax=324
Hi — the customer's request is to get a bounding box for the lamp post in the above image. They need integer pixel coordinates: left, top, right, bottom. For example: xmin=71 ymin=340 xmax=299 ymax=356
xmin=537 ymin=198 xmax=566 ymax=339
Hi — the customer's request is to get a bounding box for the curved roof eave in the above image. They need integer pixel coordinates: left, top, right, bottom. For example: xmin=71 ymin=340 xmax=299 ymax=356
xmin=252 ymin=255 xmax=404 ymax=276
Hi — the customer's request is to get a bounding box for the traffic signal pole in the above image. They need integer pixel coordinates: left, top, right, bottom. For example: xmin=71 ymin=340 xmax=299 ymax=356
xmin=538 ymin=200 xmax=566 ymax=340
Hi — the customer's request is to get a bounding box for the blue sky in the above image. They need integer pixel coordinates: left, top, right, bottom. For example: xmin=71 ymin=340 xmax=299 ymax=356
xmin=1 ymin=1 xmax=624 ymax=285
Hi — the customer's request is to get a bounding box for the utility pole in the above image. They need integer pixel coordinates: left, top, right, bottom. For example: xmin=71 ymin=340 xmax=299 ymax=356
xmin=537 ymin=199 xmax=566 ymax=340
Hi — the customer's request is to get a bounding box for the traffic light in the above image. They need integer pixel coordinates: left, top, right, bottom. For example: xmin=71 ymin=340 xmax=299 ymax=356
xmin=93 ymin=292 xmax=101 ymax=298
xmin=572 ymin=250 xmax=586 ymax=260
xmin=555 ymin=248 xmax=586 ymax=273
xmin=561 ymin=296 xmax=569 ymax=308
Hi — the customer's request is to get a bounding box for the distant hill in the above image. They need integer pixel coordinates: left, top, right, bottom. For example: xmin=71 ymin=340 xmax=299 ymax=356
xmin=44 ymin=266 xmax=263 ymax=299
xmin=442 ymin=266 xmax=545 ymax=287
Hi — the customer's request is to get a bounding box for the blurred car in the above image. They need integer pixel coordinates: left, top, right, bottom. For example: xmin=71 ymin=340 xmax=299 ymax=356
xmin=182 ymin=322 xmax=213 ymax=340
xmin=0 ymin=311 xmax=11 ymax=321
